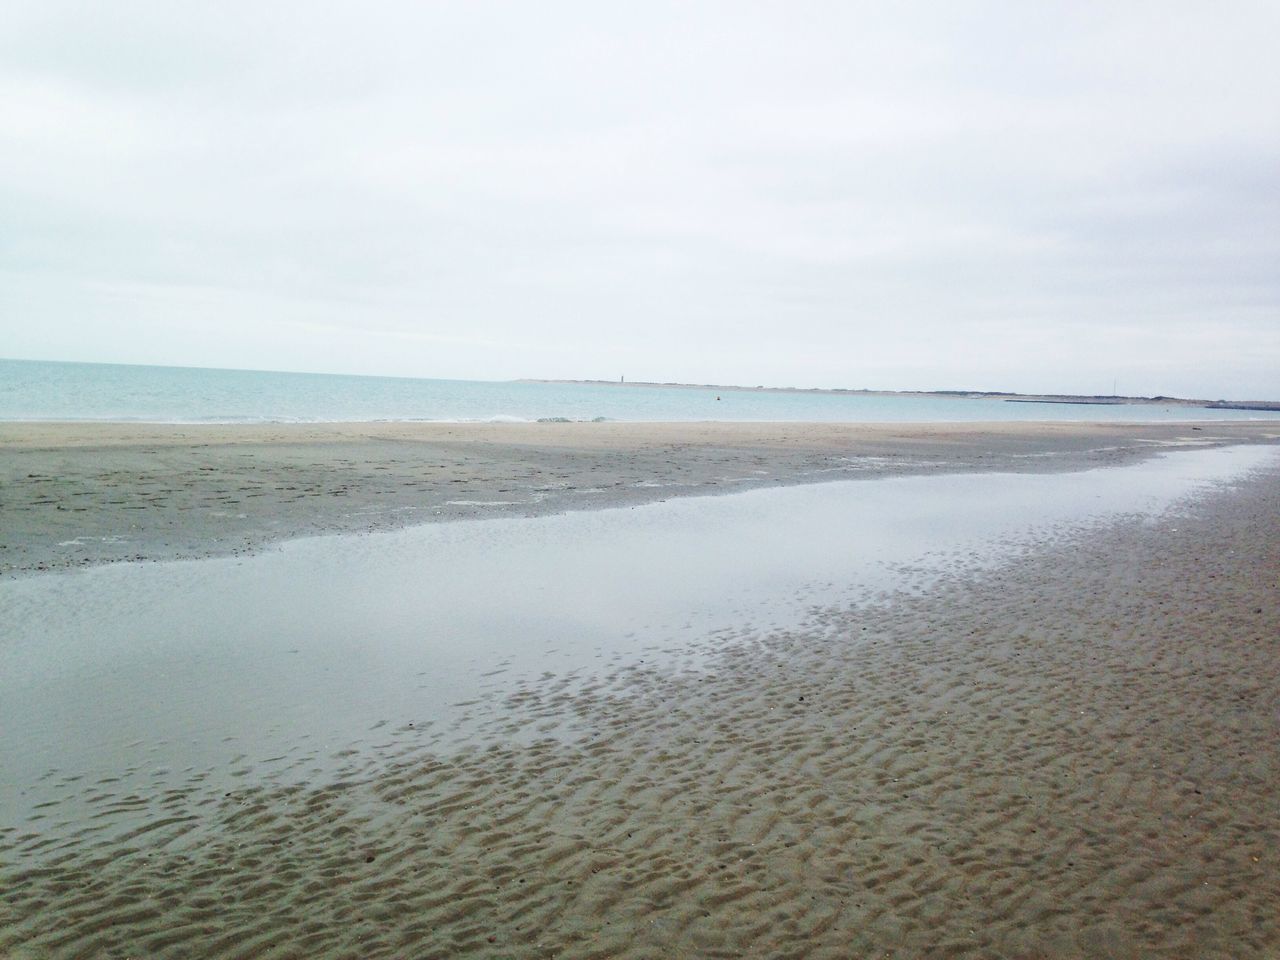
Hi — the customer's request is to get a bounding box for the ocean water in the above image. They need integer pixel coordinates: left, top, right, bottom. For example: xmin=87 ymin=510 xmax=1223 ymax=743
xmin=2 ymin=357 xmax=1276 ymax=424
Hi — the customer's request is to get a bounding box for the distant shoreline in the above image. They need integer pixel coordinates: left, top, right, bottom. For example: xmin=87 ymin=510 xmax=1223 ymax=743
xmin=517 ymin=378 xmax=1280 ymax=412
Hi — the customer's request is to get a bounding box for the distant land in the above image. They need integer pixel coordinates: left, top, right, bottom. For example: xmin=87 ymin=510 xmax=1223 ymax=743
xmin=519 ymin=380 xmax=1280 ymax=413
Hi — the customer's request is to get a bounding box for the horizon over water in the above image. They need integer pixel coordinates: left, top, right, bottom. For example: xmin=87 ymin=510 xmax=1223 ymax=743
xmin=3 ymin=357 xmax=1279 ymax=425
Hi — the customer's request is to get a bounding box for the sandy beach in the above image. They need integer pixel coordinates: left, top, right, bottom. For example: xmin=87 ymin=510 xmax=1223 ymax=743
xmin=2 ymin=419 xmax=1278 ymax=579
xmin=2 ymin=424 xmax=1279 ymax=958
xmin=7 ymin=0 xmax=1279 ymax=953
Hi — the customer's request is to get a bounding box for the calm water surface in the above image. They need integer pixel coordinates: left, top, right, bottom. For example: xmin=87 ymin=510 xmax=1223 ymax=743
xmin=3 ymin=357 xmax=1276 ymax=424
xmin=2 ymin=444 xmax=1274 ymax=827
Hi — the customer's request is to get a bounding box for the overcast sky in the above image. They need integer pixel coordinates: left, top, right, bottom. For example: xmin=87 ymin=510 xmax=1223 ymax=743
xmin=2 ymin=1 xmax=1277 ymax=397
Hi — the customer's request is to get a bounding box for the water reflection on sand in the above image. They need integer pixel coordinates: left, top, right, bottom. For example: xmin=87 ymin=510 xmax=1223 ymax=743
xmin=1 ymin=444 xmax=1274 ymax=826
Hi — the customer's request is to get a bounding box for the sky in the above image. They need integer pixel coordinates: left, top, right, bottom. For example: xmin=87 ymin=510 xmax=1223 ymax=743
xmin=2 ymin=1 xmax=1277 ymax=398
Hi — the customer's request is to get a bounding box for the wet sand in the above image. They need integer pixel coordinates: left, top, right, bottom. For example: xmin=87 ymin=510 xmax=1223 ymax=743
xmin=6 ymin=448 xmax=1264 ymax=825
xmin=2 ymin=419 xmax=1278 ymax=578
xmin=2 ymin=444 xmax=1278 ymax=957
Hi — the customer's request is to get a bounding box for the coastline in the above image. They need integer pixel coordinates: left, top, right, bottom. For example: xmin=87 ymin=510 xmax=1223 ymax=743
xmin=518 ymin=377 xmax=1280 ymax=411
xmin=3 ymin=419 xmax=1278 ymax=579
xmin=4 ymin=447 xmax=1278 ymax=957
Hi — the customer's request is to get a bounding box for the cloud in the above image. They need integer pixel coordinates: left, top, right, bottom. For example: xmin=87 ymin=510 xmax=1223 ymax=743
xmin=2 ymin=0 xmax=1277 ymax=397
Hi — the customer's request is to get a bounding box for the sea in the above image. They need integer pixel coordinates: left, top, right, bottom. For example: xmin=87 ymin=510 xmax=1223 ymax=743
xmin=2 ymin=357 xmax=1276 ymax=425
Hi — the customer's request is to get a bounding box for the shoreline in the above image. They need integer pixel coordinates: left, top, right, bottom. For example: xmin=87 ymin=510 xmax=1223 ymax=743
xmin=518 ymin=378 xmax=1280 ymax=411
xmin=3 ymin=419 xmax=1279 ymax=579
xmin=4 ymin=449 xmax=1278 ymax=957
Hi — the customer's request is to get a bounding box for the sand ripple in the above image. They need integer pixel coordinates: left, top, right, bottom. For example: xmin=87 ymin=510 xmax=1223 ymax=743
xmin=3 ymin=468 xmax=1279 ymax=958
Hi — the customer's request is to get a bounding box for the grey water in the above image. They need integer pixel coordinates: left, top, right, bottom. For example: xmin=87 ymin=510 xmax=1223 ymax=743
xmin=3 ymin=357 xmax=1277 ymax=424
xmin=2 ymin=443 xmax=1274 ymax=828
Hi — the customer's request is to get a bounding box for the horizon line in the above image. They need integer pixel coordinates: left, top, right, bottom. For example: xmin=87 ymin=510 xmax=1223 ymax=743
xmin=3 ymin=355 xmax=1274 ymax=406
